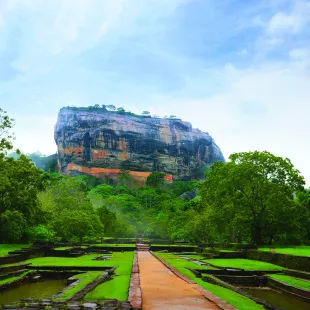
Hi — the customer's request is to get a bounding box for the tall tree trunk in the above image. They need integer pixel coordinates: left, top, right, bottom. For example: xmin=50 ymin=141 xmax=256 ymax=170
xmin=253 ymin=222 xmax=263 ymax=245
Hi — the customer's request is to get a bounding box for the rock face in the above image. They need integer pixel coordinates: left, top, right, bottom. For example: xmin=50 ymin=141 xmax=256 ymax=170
xmin=54 ymin=107 xmax=225 ymax=181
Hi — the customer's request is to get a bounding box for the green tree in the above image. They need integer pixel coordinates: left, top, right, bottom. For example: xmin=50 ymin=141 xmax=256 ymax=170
xmin=142 ymin=111 xmax=150 ymax=116
xmin=97 ymin=206 xmax=118 ymax=236
xmin=50 ymin=210 xmax=103 ymax=242
xmin=0 ymin=108 xmax=14 ymax=153
xmin=146 ymin=172 xmax=166 ymax=188
xmin=106 ymin=105 xmax=116 ymax=111
xmin=0 ymin=210 xmax=27 ymax=242
xmin=200 ymin=151 xmax=305 ymax=245
xmin=27 ymin=224 xmax=56 ymax=242
xmin=117 ymin=107 xmax=125 ymax=113
xmin=39 ymin=178 xmax=104 ymax=242
xmin=0 ymin=155 xmax=47 ymax=225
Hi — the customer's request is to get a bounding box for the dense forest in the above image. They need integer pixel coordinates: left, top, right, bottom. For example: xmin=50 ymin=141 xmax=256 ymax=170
xmin=1 ymin=108 xmax=309 ymax=245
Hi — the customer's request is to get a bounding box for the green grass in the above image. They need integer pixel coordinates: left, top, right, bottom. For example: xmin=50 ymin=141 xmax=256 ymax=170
xmin=55 ymin=271 xmax=102 ymax=300
xmin=156 ymin=252 xmax=263 ymax=310
xmin=85 ymin=252 xmax=134 ymax=301
xmin=220 ymin=250 xmax=238 ymax=252
xmin=85 ymin=275 xmax=130 ymax=301
xmin=26 ymin=252 xmax=132 ymax=268
xmin=0 ymin=244 xmax=29 ymax=256
xmin=269 ymin=274 xmax=310 ymax=291
xmin=26 ymin=252 xmax=134 ymax=301
xmin=259 ymin=246 xmax=310 ymax=257
xmin=151 ymin=244 xmax=197 ymax=247
xmin=204 ymin=258 xmax=284 ymax=271
xmin=0 ymin=271 xmax=30 ymax=285
xmin=92 ymin=244 xmax=136 ymax=248
xmin=54 ymin=247 xmax=72 ymax=250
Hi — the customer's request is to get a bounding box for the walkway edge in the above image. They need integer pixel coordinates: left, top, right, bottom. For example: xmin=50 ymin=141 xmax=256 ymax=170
xmin=151 ymin=251 xmax=236 ymax=310
xmin=128 ymin=251 xmax=142 ymax=309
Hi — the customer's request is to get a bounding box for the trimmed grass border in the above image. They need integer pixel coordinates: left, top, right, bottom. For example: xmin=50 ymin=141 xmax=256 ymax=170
xmin=204 ymin=259 xmax=284 ymax=271
xmin=84 ymin=252 xmax=134 ymax=301
xmin=156 ymin=252 xmax=263 ymax=310
xmin=0 ymin=245 xmax=29 ymax=257
xmin=268 ymin=274 xmax=310 ymax=291
xmin=259 ymin=246 xmax=310 ymax=257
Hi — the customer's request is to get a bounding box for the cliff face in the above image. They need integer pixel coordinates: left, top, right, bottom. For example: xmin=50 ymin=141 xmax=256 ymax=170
xmin=54 ymin=107 xmax=225 ymax=181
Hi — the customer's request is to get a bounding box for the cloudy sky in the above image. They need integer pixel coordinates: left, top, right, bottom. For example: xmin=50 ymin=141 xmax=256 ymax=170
xmin=0 ymin=0 xmax=309 ymax=185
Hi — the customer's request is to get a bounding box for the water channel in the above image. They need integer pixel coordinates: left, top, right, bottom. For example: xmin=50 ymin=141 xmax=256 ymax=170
xmin=244 ymin=288 xmax=310 ymax=310
xmin=0 ymin=279 xmax=68 ymax=304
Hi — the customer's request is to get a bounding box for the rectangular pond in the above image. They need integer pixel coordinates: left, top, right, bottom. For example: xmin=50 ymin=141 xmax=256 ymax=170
xmin=0 ymin=279 xmax=67 ymax=304
xmin=244 ymin=288 xmax=310 ymax=310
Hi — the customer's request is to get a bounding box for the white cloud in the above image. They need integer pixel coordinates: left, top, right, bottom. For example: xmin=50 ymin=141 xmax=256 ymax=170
xmin=267 ymin=0 xmax=310 ymax=35
xmin=237 ymin=49 xmax=248 ymax=56
xmin=1 ymin=0 xmax=189 ymax=55
xmin=139 ymin=63 xmax=310 ymax=186
xmin=289 ymin=48 xmax=310 ymax=68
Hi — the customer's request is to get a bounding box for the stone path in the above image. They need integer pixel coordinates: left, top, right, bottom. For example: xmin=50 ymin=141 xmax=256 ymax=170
xmin=138 ymin=251 xmax=220 ymax=310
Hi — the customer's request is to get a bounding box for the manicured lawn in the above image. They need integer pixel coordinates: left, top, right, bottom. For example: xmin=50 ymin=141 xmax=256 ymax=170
xmin=26 ymin=252 xmax=134 ymax=301
xmin=151 ymin=244 xmax=197 ymax=247
xmin=269 ymin=274 xmax=310 ymax=291
xmin=156 ymin=252 xmax=263 ymax=310
xmin=93 ymin=244 xmax=136 ymax=248
xmin=26 ymin=252 xmax=132 ymax=268
xmin=259 ymin=246 xmax=310 ymax=257
xmin=85 ymin=275 xmax=130 ymax=301
xmin=204 ymin=258 xmax=284 ymax=271
xmin=85 ymin=252 xmax=134 ymax=301
xmin=55 ymin=271 xmax=102 ymax=300
xmin=0 ymin=271 xmax=30 ymax=285
xmin=54 ymin=247 xmax=72 ymax=250
xmin=220 ymin=250 xmax=238 ymax=252
xmin=0 ymin=244 xmax=29 ymax=256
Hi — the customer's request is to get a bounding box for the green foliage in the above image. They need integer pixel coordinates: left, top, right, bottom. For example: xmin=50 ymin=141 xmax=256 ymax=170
xmin=0 ymin=210 xmax=27 ymax=242
xmin=39 ymin=178 xmax=103 ymax=242
xmin=26 ymin=152 xmax=58 ymax=172
xmin=27 ymin=224 xmax=56 ymax=242
xmin=97 ymin=206 xmax=117 ymax=236
xmin=106 ymin=105 xmax=116 ymax=111
xmin=0 ymin=153 xmax=47 ymax=241
xmin=146 ymin=171 xmax=166 ymax=187
xmin=0 ymin=108 xmax=14 ymax=153
xmin=200 ymin=151 xmax=306 ymax=245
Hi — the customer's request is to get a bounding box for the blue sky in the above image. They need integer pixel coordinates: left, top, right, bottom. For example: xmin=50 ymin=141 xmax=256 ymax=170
xmin=0 ymin=0 xmax=309 ymax=185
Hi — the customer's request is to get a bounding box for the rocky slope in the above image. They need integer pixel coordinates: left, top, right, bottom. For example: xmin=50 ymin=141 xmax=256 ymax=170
xmin=54 ymin=107 xmax=225 ymax=181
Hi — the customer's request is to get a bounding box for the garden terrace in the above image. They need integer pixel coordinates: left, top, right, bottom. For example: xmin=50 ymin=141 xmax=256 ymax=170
xmin=258 ymin=246 xmax=310 ymax=257
xmin=0 ymin=252 xmax=135 ymax=308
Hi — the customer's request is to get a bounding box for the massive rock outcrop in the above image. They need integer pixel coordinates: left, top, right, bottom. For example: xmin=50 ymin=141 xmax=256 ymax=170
xmin=54 ymin=107 xmax=225 ymax=181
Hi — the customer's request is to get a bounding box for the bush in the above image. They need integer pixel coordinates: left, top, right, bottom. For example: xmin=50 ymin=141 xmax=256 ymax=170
xmin=27 ymin=225 xmax=56 ymax=242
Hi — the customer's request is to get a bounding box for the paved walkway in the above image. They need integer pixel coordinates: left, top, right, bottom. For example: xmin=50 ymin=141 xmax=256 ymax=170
xmin=138 ymin=251 xmax=220 ymax=310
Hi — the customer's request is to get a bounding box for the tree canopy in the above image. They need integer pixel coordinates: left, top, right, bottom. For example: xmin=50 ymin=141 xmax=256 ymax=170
xmin=200 ymin=151 xmax=305 ymax=245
